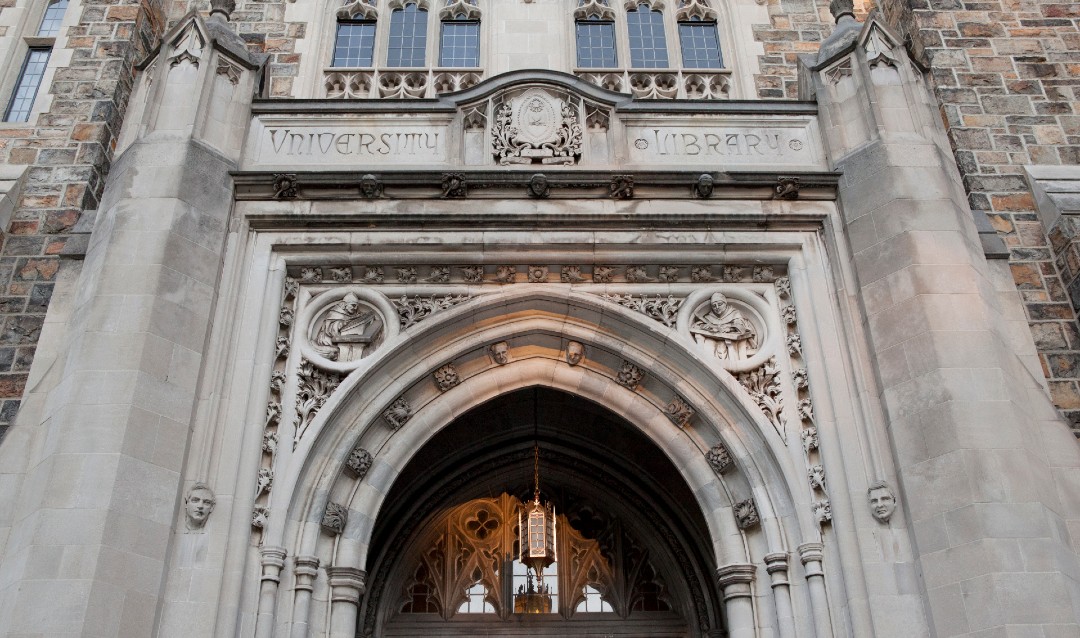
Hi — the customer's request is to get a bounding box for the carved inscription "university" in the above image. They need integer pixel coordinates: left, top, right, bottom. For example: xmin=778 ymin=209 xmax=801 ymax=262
xmin=265 ymin=128 xmax=444 ymax=158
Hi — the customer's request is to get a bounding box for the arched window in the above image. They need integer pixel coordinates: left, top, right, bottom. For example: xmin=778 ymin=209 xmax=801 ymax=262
xmin=678 ymin=16 xmax=723 ymax=69
xmin=387 ymin=2 xmax=429 ymax=67
xmin=331 ymin=0 xmax=378 ymax=67
xmin=626 ymin=2 xmax=668 ymax=69
xmin=438 ymin=2 xmax=480 ymax=67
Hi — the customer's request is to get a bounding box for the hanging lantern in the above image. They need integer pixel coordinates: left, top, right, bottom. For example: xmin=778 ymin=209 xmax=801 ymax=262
xmin=515 ymin=442 xmax=557 ymax=614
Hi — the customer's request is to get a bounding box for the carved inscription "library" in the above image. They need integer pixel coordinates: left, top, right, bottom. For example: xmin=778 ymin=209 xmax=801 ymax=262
xmin=626 ymin=126 xmax=816 ymax=167
xmin=257 ymin=126 xmax=448 ymax=165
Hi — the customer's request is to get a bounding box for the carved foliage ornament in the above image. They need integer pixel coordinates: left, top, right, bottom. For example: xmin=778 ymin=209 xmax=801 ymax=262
xmin=616 ymin=360 xmax=645 ymax=391
xmin=383 ymin=397 xmax=413 ymax=430
xmin=737 ymin=358 xmax=785 ymax=436
xmin=295 ymin=360 xmax=343 ymax=446
xmin=434 ymin=364 xmax=461 ymax=391
xmin=273 ymin=173 xmax=299 ymax=199
xmin=706 ymin=443 xmax=732 ymax=474
xmin=665 ymin=395 xmax=695 ymax=427
xmin=346 ymin=446 xmax=374 ymax=480
xmin=492 ymin=89 xmax=582 ymax=166
xmin=393 ymin=294 xmax=470 ymax=328
xmin=734 ymin=498 xmax=760 ymax=529
xmin=322 ymin=502 xmax=349 ymax=535
xmin=602 ymin=293 xmax=682 ymax=327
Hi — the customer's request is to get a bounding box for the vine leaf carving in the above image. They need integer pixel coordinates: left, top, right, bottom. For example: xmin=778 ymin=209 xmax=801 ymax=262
xmin=736 ymin=357 xmax=786 ymax=438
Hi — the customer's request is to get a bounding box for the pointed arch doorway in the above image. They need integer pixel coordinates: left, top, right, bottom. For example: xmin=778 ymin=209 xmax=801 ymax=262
xmin=359 ymin=387 xmax=725 ymax=637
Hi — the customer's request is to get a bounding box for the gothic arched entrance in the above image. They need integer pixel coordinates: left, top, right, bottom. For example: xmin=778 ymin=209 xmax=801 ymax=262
xmin=360 ymin=388 xmax=723 ymax=637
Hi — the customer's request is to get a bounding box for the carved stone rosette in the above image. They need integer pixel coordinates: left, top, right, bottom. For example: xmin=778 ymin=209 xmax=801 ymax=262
xmin=706 ymin=443 xmax=733 ymax=474
xmin=616 ymin=361 xmax=645 ymax=390
xmin=345 ymin=445 xmax=374 ymax=480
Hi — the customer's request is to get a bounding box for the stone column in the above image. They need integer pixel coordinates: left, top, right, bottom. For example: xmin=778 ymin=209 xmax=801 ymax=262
xmin=291 ymin=555 xmax=321 ymax=638
xmin=805 ymin=7 xmax=1080 ymax=636
xmin=716 ymin=563 xmax=756 ymax=638
xmin=327 ymin=566 xmax=367 ymax=638
xmin=255 ymin=546 xmax=288 ymax=638
xmin=798 ymin=543 xmax=833 ymax=638
xmin=0 ymin=9 xmax=265 ymax=636
xmin=764 ymin=552 xmax=796 ymax=638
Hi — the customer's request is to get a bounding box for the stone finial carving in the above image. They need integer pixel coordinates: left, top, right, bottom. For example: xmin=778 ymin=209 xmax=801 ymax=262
xmin=460 ymin=265 xmax=484 ymax=283
xmin=491 ymin=89 xmax=582 ymax=165
xmin=322 ymin=502 xmax=349 ymax=535
xmin=345 ymin=446 xmax=374 ymax=480
xmin=312 ymin=293 xmax=384 ymax=362
xmin=812 ymin=500 xmax=832 ymax=525
xmin=602 ymin=293 xmax=682 ymax=327
xmin=676 ymin=0 xmax=718 ymax=21
xmin=383 ymin=397 xmax=413 ymax=430
xmin=868 ymin=481 xmax=897 ymax=523
xmin=775 ymin=177 xmax=800 ymax=200
xmin=616 ymin=361 xmax=645 ymax=390
xmin=255 ymin=468 xmax=274 ymax=500
xmin=690 ymin=293 xmax=759 ymax=361
xmin=359 ymin=174 xmax=383 ymax=198
xmin=441 ymin=173 xmax=467 ymax=198
xmin=737 ymin=358 xmax=785 ymax=435
xmin=393 ymin=294 xmax=470 ymax=328
xmin=441 ymin=0 xmax=480 ymax=19
xmin=488 ymin=341 xmax=510 ymax=365
xmin=566 ymin=341 xmax=585 ymax=366
xmin=528 ymin=265 xmax=549 ymax=282
xmin=272 ymin=174 xmax=299 ymax=199
xmin=666 ymin=395 xmax=695 ymax=427
xmin=706 ymin=443 xmax=733 ymax=474
xmin=801 ymin=426 xmax=819 ymax=453
xmin=434 ymin=364 xmax=461 ymax=391
xmin=609 ymin=175 xmax=634 ymax=199
xmin=494 ymin=265 xmax=517 ymax=283
xmin=209 ymin=0 xmax=236 ymax=20
xmin=734 ymin=498 xmax=760 ymax=529
xmin=828 ymin=0 xmax=854 ymax=22
xmin=339 ymin=0 xmax=378 ymax=20
xmin=425 ymin=266 xmax=450 ymax=283
xmin=691 ymin=266 xmax=715 ymax=282
xmin=184 ymin=483 xmax=216 ymax=530
xmin=528 ymin=173 xmax=550 ymax=198
xmin=808 ymin=465 xmax=826 ymax=492
xmin=561 ymin=265 xmax=586 ymax=283
xmin=252 ymin=506 xmax=270 ymax=529
xmin=694 ymin=173 xmax=715 ymax=198
xmin=775 ymin=276 xmax=791 ymax=299
xmin=575 ymin=0 xmax=615 ymax=20
xmin=787 ymin=333 xmax=802 ymax=356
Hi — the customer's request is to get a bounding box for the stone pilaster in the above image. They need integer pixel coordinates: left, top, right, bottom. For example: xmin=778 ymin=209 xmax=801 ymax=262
xmin=805 ymin=11 xmax=1080 ymax=636
xmin=0 ymin=9 xmax=265 ymax=636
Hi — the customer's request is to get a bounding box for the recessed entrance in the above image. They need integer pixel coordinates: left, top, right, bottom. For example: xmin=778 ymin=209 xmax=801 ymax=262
xmin=359 ymin=388 xmax=724 ymax=637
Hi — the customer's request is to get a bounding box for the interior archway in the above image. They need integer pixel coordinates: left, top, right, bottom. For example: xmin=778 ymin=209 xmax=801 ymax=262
xmin=359 ymin=387 xmax=724 ymax=637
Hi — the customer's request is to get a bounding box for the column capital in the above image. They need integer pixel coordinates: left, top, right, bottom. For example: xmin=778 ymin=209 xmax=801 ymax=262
xmin=294 ymin=555 xmax=321 ymax=591
xmin=327 ymin=567 xmax=367 ymax=603
xmin=716 ymin=563 xmax=755 ymax=600
xmin=797 ymin=542 xmax=824 ymax=564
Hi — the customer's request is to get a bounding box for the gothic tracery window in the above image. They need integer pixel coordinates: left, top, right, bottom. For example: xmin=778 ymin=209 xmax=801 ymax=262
xmin=626 ymin=3 xmax=669 ymax=69
xmin=387 ymin=2 xmax=429 ymax=67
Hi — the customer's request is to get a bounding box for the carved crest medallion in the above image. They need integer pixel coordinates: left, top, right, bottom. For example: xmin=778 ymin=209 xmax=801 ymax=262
xmin=491 ymin=88 xmax=582 ymax=166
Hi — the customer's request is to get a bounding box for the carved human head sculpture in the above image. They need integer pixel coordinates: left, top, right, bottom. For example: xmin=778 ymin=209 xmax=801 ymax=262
xmin=566 ymin=341 xmax=584 ymax=366
xmin=867 ymin=481 xmax=897 ymax=523
xmin=489 ymin=341 xmax=510 ymax=365
xmin=709 ymin=292 xmax=729 ymax=314
xmin=341 ymin=292 xmax=360 ymax=315
xmin=185 ymin=483 xmax=216 ymax=529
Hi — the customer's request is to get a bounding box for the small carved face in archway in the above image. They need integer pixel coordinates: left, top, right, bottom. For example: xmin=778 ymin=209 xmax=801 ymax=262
xmin=489 ymin=341 xmax=510 ymax=365
xmin=867 ymin=482 xmax=897 ymax=523
xmin=566 ymin=341 xmax=584 ymax=366
xmin=185 ymin=483 xmax=216 ymax=529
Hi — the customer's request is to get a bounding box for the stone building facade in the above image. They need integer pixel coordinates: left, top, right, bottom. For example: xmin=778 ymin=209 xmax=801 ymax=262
xmin=0 ymin=0 xmax=1078 ymax=636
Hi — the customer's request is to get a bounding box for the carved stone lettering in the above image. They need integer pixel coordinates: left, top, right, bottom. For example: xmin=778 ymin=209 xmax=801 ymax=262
xmin=261 ymin=127 xmax=446 ymax=165
xmin=626 ymin=126 xmax=816 ymax=167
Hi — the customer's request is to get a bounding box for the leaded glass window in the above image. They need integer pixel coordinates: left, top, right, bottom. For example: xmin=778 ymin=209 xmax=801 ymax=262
xmin=678 ymin=20 xmax=724 ymax=69
xmin=626 ymin=3 xmax=668 ymax=69
xmin=332 ymin=21 xmax=377 ymax=67
xmin=439 ymin=20 xmax=480 ymax=67
xmin=575 ymin=19 xmax=617 ymax=68
xmin=4 ymin=48 xmax=51 ymax=123
xmin=387 ymin=2 xmax=429 ymax=67
xmin=38 ymin=0 xmax=68 ymax=37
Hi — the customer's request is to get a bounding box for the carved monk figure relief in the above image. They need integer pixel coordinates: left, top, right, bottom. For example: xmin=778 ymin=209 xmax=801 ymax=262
xmin=689 ymin=293 xmax=759 ymax=361
xmin=312 ymin=292 xmax=384 ymax=362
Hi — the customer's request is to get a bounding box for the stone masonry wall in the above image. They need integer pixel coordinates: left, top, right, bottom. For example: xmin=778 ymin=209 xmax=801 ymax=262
xmin=0 ymin=0 xmax=165 ymax=439
xmin=877 ymin=0 xmax=1080 ymax=433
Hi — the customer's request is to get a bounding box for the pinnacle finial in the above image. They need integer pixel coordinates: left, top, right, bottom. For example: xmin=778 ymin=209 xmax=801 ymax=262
xmin=829 ymin=0 xmax=855 ymax=23
xmin=209 ymin=0 xmax=235 ymax=21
